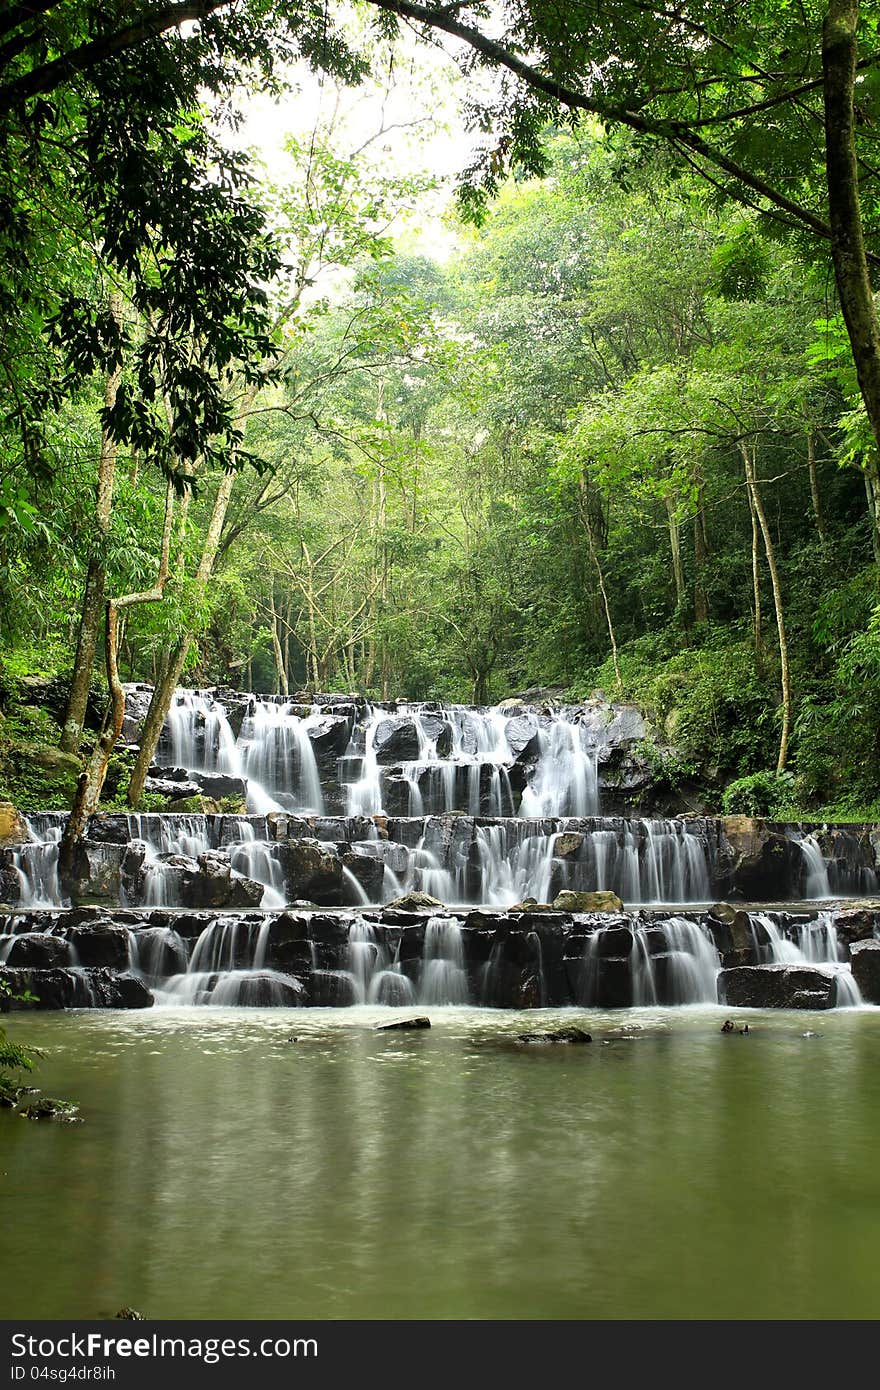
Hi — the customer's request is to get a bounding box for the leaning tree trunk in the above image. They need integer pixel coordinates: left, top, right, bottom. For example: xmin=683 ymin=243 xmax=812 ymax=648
xmin=59 ymin=484 xmax=174 ymax=879
xmin=126 ymin=467 xmax=237 ymax=806
xmin=823 ymin=0 xmax=880 ymax=454
xmin=60 ymin=290 xmax=124 ymax=753
xmin=741 ymin=443 xmax=791 ymax=773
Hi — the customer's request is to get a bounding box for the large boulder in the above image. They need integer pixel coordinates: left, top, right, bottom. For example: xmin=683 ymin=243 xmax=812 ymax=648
xmin=704 ymin=902 xmax=756 ymax=964
xmin=65 ymin=923 xmax=133 ymax=969
xmin=718 ymin=964 xmax=836 ymax=1010
xmin=5 ymin=933 xmax=74 ymax=968
xmin=307 ymin=714 xmax=352 ymax=759
xmin=385 ymin=891 xmax=444 ymax=912
xmin=277 ymin=838 xmax=343 ymax=904
xmin=341 ymin=851 xmax=385 ymax=903
xmin=373 ymin=717 xmax=421 ymax=764
xmin=719 ymin=816 xmax=799 ymax=899
xmin=553 ymin=890 xmax=624 ymax=913
xmin=66 ymin=841 xmax=146 ymax=906
xmin=504 ymin=716 xmax=540 ymax=762
xmin=834 ymin=906 xmax=880 ymax=947
xmin=850 ymin=939 xmax=880 ymax=1004
xmin=0 ymin=966 xmax=153 ymax=1010
xmin=0 ymin=803 xmax=28 ymax=846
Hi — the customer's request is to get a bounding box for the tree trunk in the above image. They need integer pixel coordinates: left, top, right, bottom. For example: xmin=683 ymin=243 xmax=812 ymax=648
xmin=579 ymin=475 xmax=622 ymax=692
xmin=807 ymin=432 xmax=828 ymax=542
xmin=693 ymin=476 xmax=709 ymax=622
xmin=59 ymin=289 xmax=124 ymax=753
xmin=60 ymin=483 xmax=174 ymax=878
xmin=748 ymin=481 xmax=764 ymax=664
xmin=664 ymin=493 xmax=685 ymax=610
xmin=126 ymin=467 xmax=237 ymax=806
xmin=863 ymin=455 xmax=880 ymax=561
xmin=823 ymin=0 xmax=880 ymax=454
xmin=270 ymin=578 xmax=288 ymax=696
xmin=742 ymin=443 xmax=791 ymax=773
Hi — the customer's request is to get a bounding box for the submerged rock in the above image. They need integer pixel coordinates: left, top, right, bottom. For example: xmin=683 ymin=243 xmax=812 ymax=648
xmin=377 ymin=1016 xmax=431 ymax=1031
xmin=515 ymin=1027 xmax=592 ymax=1044
xmin=19 ymin=1096 xmax=80 ymax=1122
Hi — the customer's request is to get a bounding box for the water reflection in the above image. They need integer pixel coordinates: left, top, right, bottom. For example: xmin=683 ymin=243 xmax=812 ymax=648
xmin=4 ymin=1007 xmax=880 ymax=1318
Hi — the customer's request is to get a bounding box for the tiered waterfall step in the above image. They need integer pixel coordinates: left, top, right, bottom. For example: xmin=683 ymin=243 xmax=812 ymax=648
xmin=1 ymin=903 xmax=874 ymax=1012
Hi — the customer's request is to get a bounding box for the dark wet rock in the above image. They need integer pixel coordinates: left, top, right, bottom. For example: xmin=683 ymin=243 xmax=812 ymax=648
xmin=834 ymin=906 xmax=880 ymax=947
xmin=602 ymin=704 xmax=647 ymax=746
xmin=276 ymin=838 xmax=342 ymax=904
xmin=19 ymin=1096 xmax=80 ymax=1122
xmin=850 ymin=939 xmax=880 ymax=1004
xmin=377 ymin=1016 xmax=431 ymax=1031
xmin=5 ymin=932 xmax=73 ymax=968
xmin=592 ymin=925 xmax=634 ymax=957
xmin=373 ymin=716 xmax=421 ymax=764
xmin=718 ymin=964 xmax=836 ymax=1010
xmin=515 ymin=1027 xmax=592 ymax=1044
xmin=341 ymin=851 xmax=385 ymax=902
xmin=308 ymin=969 xmax=358 ymax=1006
xmin=0 ymin=966 xmax=153 ymax=1010
xmin=66 ymin=840 xmax=146 ymax=906
xmin=719 ymin=816 xmax=799 ymax=899
xmin=307 ymin=715 xmax=353 ymax=779
xmin=145 ymin=775 xmax=202 ymax=799
xmin=704 ymin=902 xmax=756 ymax=963
xmin=65 ymin=923 xmax=132 ymax=969
xmin=417 ymin=713 xmax=453 ymax=757
xmin=190 ymin=772 xmax=248 ymax=802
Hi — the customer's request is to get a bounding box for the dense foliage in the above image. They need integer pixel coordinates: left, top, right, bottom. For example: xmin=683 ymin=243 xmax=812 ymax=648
xmin=0 ymin=1 xmax=878 ymax=821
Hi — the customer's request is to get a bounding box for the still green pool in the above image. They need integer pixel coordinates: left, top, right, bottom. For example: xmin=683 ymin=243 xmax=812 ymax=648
xmin=3 ymin=1004 xmax=880 ymax=1319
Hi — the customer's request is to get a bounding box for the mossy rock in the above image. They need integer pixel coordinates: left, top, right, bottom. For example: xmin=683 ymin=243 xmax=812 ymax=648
xmin=2 ymin=740 xmax=81 ymax=810
xmin=165 ymin=795 xmax=222 ymax=814
xmin=0 ymin=801 xmax=28 ymax=845
xmin=552 ymin=889 xmax=624 ymax=913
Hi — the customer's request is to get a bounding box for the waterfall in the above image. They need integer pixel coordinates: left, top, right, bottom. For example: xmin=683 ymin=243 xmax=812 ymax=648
xmin=578 ymin=916 xmax=721 ymax=1006
xmin=10 ymin=815 xmax=65 ymax=909
xmin=419 ymin=915 xmax=469 ymax=1004
xmin=749 ymin=910 xmax=860 ymax=1006
xmin=519 ymin=718 xmax=599 ymax=817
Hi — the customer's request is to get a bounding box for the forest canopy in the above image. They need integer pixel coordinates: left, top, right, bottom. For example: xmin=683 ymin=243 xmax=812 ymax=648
xmin=1 ymin=0 xmax=879 ymax=828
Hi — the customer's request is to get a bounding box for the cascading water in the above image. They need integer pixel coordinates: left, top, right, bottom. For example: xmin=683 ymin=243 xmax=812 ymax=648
xmin=749 ymin=910 xmax=861 ymax=1006
xmin=9 ymin=815 xmax=66 ymax=909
